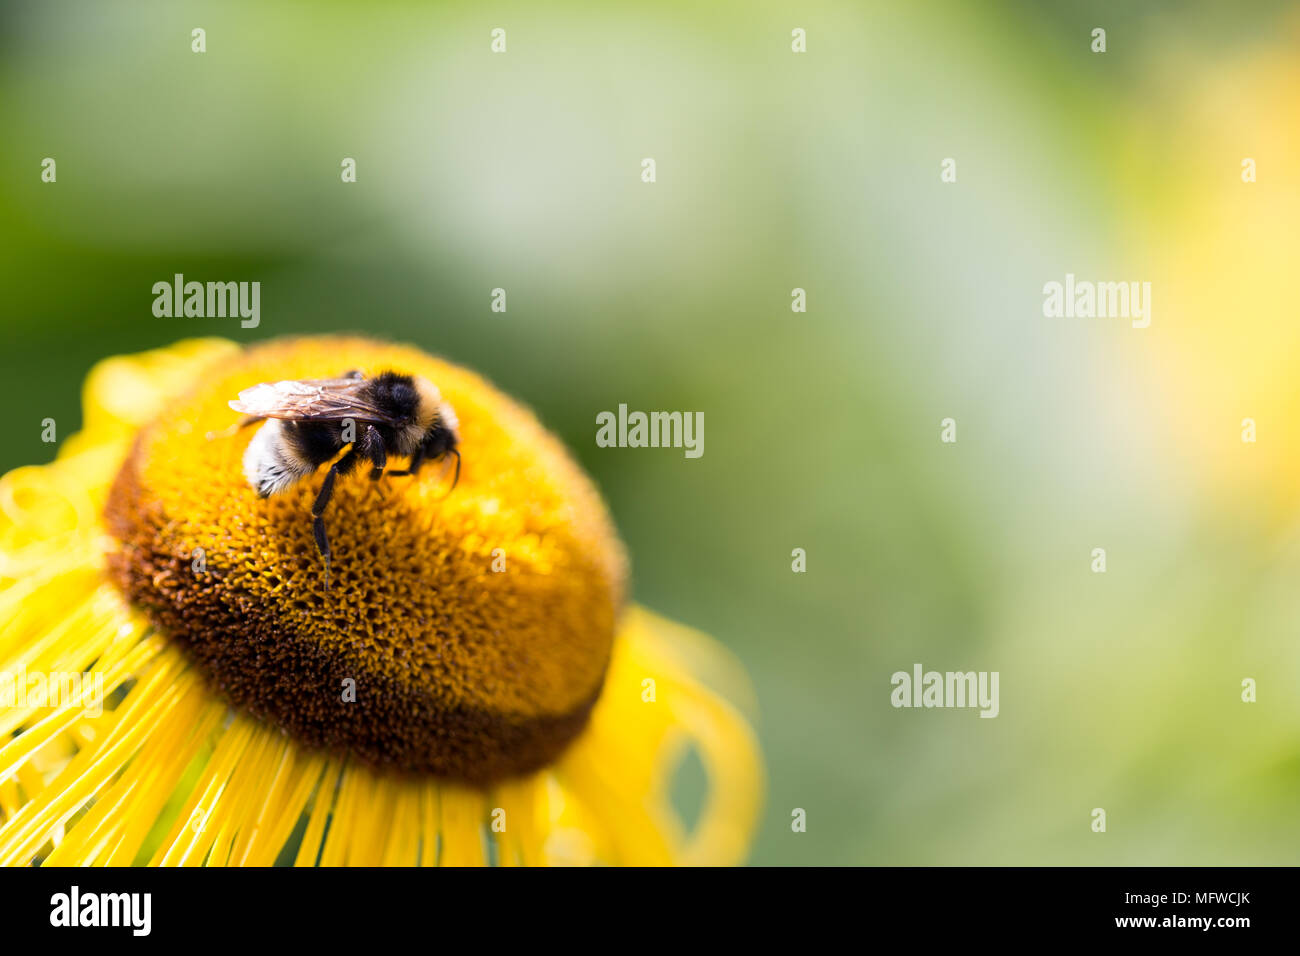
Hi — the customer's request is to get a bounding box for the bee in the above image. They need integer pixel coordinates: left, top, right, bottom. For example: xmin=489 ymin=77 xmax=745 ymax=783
xmin=228 ymin=369 xmax=460 ymax=588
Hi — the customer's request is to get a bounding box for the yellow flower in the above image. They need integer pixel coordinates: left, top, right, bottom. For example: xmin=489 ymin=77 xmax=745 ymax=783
xmin=0 ymin=337 xmax=762 ymax=866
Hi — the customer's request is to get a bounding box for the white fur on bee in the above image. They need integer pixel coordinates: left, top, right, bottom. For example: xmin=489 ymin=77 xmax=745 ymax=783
xmin=243 ymin=420 xmax=313 ymax=497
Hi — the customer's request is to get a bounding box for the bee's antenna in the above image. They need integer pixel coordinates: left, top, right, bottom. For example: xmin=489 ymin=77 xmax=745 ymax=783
xmin=434 ymin=449 xmax=461 ymax=500
xmin=207 ymin=416 xmax=263 ymax=442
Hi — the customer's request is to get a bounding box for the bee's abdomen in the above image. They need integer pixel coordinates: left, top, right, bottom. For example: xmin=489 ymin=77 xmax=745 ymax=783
xmin=243 ymin=420 xmax=321 ymax=496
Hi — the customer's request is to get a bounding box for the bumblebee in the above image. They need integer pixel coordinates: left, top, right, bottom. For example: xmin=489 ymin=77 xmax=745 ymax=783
xmin=229 ymin=370 xmax=460 ymax=587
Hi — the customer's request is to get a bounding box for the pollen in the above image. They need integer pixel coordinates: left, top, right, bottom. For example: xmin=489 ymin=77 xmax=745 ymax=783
xmin=105 ymin=336 xmax=627 ymax=783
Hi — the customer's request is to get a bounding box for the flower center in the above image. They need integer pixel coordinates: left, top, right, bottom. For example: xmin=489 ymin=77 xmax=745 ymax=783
xmin=105 ymin=337 xmax=626 ymax=783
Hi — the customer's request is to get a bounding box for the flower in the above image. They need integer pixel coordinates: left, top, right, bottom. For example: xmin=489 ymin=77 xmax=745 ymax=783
xmin=0 ymin=337 xmax=762 ymax=866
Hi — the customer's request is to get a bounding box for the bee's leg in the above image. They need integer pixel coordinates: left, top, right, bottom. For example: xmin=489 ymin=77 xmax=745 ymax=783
xmin=361 ymin=425 xmax=389 ymax=498
xmin=312 ymin=448 xmax=359 ymax=590
xmin=385 ymin=448 xmax=424 ymax=479
xmin=362 ymin=425 xmax=387 ymax=481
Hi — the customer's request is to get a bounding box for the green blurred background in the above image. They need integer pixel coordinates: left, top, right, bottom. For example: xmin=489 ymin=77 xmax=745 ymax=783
xmin=3 ymin=0 xmax=1300 ymax=864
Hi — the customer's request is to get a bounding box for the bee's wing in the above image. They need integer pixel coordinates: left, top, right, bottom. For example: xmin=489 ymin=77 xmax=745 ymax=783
xmin=229 ymin=377 xmax=398 ymax=424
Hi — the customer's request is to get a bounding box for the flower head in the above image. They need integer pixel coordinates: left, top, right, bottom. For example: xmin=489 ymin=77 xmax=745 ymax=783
xmin=0 ymin=337 xmax=762 ymax=866
xmin=107 ymin=336 xmax=625 ymax=783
